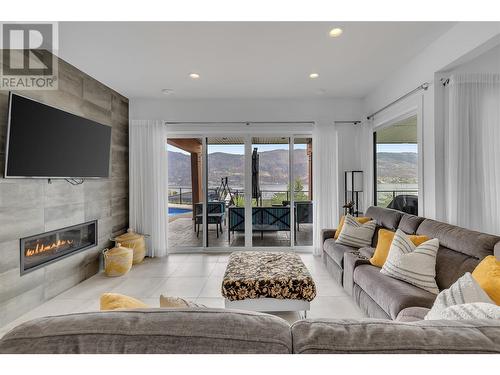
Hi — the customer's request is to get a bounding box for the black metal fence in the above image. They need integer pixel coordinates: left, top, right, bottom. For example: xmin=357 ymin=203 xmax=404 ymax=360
xmin=376 ymin=189 xmax=418 ymax=207
xmin=168 ymin=186 xmax=310 ymax=205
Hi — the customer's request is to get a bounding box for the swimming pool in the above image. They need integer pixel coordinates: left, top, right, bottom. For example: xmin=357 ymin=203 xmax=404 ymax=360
xmin=168 ymin=207 xmax=192 ymax=216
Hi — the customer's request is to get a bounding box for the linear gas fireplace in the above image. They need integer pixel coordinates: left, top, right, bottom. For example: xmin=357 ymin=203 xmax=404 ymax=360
xmin=20 ymin=220 xmax=97 ymax=275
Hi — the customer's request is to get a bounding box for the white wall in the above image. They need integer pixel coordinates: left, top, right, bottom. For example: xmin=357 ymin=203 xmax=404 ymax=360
xmin=447 ymin=44 xmax=500 ymax=73
xmin=130 ymin=97 xmax=362 ymax=124
xmin=363 ymin=22 xmax=500 ymax=219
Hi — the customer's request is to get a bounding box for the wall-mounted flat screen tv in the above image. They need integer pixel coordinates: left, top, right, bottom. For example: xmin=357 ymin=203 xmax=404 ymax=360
xmin=4 ymin=93 xmax=112 ymax=178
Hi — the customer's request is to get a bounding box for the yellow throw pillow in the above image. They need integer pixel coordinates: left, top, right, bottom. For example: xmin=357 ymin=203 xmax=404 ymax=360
xmin=100 ymin=293 xmax=149 ymax=311
xmin=335 ymin=215 xmax=371 ymax=239
xmin=370 ymin=229 xmax=429 ymax=267
xmin=472 ymin=255 xmax=500 ymax=305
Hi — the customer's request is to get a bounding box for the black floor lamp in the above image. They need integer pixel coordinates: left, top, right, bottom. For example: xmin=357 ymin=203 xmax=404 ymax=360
xmin=344 ymin=171 xmax=363 ymax=217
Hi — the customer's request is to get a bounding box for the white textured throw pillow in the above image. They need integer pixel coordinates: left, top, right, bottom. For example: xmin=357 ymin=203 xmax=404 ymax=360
xmin=425 ymin=272 xmax=494 ymax=320
xmin=380 ymin=229 xmax=440 ymax=294
xmin=439 ymin=303 xmax=500 ymax=320
xmin=336 ymin=214 xmax=376 ymax=248
xmin=159 ymin=295 xmax=205 ymax=308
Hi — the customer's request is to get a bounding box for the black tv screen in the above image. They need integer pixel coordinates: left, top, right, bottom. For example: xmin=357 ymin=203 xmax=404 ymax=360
xmin=5 ymin=93 xmax=112 ymax=178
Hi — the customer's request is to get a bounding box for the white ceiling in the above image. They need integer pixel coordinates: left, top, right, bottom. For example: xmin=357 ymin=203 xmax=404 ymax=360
xmin=58 ymin=22 xmax=454 ymax=99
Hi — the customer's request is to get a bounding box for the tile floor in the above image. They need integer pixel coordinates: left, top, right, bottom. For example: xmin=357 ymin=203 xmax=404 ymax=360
xmin=0 ymin=252 xmax=366 ymax=337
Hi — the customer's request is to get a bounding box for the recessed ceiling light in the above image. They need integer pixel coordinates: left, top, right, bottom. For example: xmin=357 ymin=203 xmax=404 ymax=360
xmin=161 ymin=88 xmax=174 ymax=95
xmin=309 ymin=73 xmax=319 ymax=79
xmin=329 ymin=28 xmax=343 ymax=38
xmin=189 ymin=73 xmax=200 ymax=79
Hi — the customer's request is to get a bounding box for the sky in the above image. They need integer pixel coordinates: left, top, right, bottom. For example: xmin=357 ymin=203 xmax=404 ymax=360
xmin=377 ymin=143 xmax=417 ymax=153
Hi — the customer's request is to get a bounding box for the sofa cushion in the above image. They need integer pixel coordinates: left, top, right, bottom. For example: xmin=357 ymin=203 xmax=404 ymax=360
xmin=354 ymin=284 xmax=391 ymax=319
xmin=365 ymin=206 xmax=403 ymax=231
xmin=323 ymin=239 xmax=357 ymax=268
xmin=435 ymin=246 xmax=480 ymax=290
xmin=416 ymin=218 xmax=499 ymax=259
xmin=398 ymin=213 xmax=425 ymax=234
xmin=354 ymin=264 xmax=436 ymax=319
xmin=0 ymin=308 xmax=292 ymax=354
xmin=359 ymin=247 xmax=375 ymax=259
xmin=291 ymin=319 xmax=500 ymax=353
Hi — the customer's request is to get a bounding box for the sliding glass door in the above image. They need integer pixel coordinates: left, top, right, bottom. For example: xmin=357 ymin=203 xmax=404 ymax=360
xmin=167 ymin=137 xmax=204 ymax=250
xmin=206 ymin=137 xmax=246 ymax=248
xmin=251 ymin=137 xmax=291 ymax=247
xmin=167 ymin=132 xmax=313 ymax=252
xmin=293 ymin=137 xmax=313 ymax=246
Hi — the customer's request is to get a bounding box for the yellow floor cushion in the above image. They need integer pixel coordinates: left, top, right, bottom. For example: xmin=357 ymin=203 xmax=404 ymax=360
xmin=100 ymin=293 xmax=149 ymax=311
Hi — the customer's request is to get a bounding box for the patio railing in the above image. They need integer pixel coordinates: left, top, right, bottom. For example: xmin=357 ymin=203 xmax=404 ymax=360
xmin=168 ymin=186 xmax=310 ymax=205
xmin=376 ymin=189 xmax=418 ymax=207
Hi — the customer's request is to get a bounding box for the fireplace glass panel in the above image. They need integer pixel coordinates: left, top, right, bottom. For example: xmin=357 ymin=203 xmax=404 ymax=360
xmin=21 ymin=221 xmax=97 ymax=274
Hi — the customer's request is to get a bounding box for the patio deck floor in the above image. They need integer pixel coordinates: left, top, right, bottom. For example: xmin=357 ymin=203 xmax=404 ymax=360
xmin=168 ymin=217 xmax=313 ymax=249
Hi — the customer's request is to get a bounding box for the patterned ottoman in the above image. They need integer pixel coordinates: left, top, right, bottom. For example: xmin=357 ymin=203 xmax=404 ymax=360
xmin=222 ymin=251 xmax=316 ymax=317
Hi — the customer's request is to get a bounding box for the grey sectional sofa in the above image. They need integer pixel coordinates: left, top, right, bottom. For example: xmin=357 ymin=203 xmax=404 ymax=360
xmin=322 ymin=206 xmax=500 ymax=320
xmin=1 ymin=308 xmax=499 ymax=354
xmin=1 ymin=206 xmax=499 ymax=354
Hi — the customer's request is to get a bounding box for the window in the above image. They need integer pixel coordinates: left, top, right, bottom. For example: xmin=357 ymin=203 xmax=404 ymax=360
xmin=374 ymin=115 xmax=419 ymax=215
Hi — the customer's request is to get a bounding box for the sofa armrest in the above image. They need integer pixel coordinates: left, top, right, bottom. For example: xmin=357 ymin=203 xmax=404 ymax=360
xmin=395 ymin=307 xmax=430 ymax=322
xmin=321 ymin=229 xmax=337 ymax=244
xmin=495 ymin=241 xmax=500 ymax=260
xmin=343 ymin=251 xmax=371 ymax=296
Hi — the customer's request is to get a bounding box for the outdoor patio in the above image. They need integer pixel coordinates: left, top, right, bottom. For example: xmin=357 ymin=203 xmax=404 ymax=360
xmin=168 ymin=216 xmax=313 ymax=249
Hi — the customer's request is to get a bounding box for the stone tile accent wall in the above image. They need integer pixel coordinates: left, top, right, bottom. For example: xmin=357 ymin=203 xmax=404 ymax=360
xmin=0 ymin=56 xmax=129 ymax=327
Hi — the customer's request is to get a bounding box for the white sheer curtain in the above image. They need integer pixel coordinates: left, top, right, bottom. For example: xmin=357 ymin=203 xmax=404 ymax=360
xmin=445 ymin=73 xmax=500 ymax=235
xmin=313 ymin=122 xmax=339 ymax=255
xmin=129 ymin=120 xmax=169 ymax=257
xmin=356 ymin=120 xmax=374 ymax=213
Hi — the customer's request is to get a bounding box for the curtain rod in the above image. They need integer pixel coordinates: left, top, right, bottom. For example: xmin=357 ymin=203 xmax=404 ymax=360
xmin=334 ymin=120 xmax=361 ymax=125
xmin=164 ymin=121 xmax=315 ymax=125
xmin=366 ymin=82 xmax=430 ymax=120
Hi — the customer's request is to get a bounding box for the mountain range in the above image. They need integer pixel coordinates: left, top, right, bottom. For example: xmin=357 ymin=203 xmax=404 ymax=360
xmin=168 ymin=149 xmax=308 ymax=188
xmin=376 ymin=152 xmax=418 ymax=183
xmin=168 ymin=150 xmax=417 ymax=187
